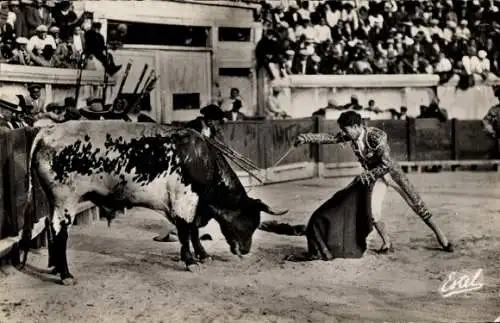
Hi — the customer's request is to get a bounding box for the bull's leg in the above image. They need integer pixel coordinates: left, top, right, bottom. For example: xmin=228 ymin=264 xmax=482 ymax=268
xmin=176 ymin=222 xmax=198 ymax=271
xmin=48 ymin=205 xmax=77 ymax=285
xmin=190 ymin=226 xmax=211 ymax=262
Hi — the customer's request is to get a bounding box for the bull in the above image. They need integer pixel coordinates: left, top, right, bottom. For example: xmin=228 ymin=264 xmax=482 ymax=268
xmin=20 ymin=121 xmax=287 ymax=285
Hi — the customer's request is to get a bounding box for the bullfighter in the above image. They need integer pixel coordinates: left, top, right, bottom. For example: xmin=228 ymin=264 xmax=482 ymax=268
xmin=295 ymin=110 xmax=454 ymax=253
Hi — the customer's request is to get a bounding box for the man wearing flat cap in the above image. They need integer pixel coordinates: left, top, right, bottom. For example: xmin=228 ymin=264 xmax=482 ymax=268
xmin=19 ymin=83 xmax=46 ymax=123
xmin=8 ymin=37 xmax=31 ymax=65
xmin=27 ymin=24 xmax=56 ymax=59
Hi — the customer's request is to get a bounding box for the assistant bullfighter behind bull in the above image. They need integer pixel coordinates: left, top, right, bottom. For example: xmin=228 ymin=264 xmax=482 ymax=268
xmin=20 ymin=121 xmax=287 ymax=285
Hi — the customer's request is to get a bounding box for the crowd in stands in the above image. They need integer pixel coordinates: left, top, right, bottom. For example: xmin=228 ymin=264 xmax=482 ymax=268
xmin=0 ymin=0 xmax=121 ymax=74
xmin=255 ymin=0 xmax=500 ymax=86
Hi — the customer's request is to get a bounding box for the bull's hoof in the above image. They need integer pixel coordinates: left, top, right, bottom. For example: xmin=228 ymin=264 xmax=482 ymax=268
xmin=376 ymin=243 xmax=394 ymax=254
xmin=199 ymin=255 xmax=213 ymax=264
xmin=443 ymin=242 xmax=454 ymax=253
xmin=61 ymin=277 xmax=76 ymax=286
xmin=186 ymin=263 xmax=201 ymax=273
xmin=49 ymin=268 xmax=59 ymax=275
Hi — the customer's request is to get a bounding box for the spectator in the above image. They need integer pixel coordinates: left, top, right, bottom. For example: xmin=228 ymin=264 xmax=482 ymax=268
xmin=32 ymin=43 xmax=55 ymax=66
xmin=225 ymin=99 xmax=247 ymax=121
xmin=221 ymin=87 xmax=245 ymax=114
xmin=265 ymin=87 xmax=288 ymax=120
xmin=52 ymin=0 xmax=80 ymax=39
xmin=343 ymin=95 xmax=363 ymax=110
xmin=8 ymin=37 xmax=31 ymax=65
xmin=25 ymin=0 xmax=53 ymax=37
xmin=49 ymin=26 xmax=61 ymax=45
xmin=365 ymin=99 xmax=383 ymax=114
xmin=84 ymin=22 xmax=121 ymax=75
xmin=72 ymin=25 xmax=85 ymax=56
xmin=20 ymin=83 xmax=46 ymax=122
xmin=53 ymin=33 xmax=78 ymax=68
xmin=27 ymin=25 xmax=56 ymax=58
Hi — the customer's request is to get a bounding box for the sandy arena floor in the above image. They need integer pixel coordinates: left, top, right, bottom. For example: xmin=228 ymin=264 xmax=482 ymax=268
xmin=0 ymin=172 xmax=499 ymax=323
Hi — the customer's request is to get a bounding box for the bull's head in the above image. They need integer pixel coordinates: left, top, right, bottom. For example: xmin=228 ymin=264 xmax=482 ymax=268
xmin=210 ymin=198 xmax=288 ymax=257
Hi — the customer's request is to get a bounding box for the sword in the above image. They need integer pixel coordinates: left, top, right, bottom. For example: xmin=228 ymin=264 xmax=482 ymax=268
xmin=272 ymin=145 xmax=295 ymax=168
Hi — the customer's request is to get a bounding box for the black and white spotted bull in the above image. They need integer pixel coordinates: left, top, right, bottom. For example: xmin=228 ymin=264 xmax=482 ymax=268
xmin=21 ymin=121 xmax=287 ymax=285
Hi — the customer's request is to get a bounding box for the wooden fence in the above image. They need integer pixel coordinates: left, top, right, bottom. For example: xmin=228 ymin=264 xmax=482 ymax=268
xmin=219 ymin=117 xmax=499 ymax=183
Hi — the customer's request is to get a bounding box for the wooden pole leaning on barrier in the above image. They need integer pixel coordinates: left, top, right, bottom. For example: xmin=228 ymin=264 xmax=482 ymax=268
xmin=272 ymin=145 xmax=295 ymax=168
xmin=133 ymin=64 xmax=149 ymax=95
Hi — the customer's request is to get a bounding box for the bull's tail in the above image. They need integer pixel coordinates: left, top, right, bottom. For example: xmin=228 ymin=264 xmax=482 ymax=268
xmin=258 ymin=220 xmax=306 ymax=236
xmin=17 ymin=127 xmax=44 ymax=268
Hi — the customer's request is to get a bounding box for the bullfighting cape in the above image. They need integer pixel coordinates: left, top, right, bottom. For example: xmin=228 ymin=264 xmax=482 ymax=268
xmin=259 ymin=179 xmax=374 ymax=260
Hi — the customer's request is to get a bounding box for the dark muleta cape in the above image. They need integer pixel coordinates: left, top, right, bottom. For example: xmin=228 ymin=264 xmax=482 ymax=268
xmin=259 ymin=179 xmax=374 ymax=261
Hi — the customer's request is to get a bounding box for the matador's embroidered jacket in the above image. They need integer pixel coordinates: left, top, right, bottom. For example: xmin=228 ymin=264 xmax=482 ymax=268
xmin=299 ymin=126 xmax=433 ymax=220
xmin=482 ymin=104 xmax=500 ymax=138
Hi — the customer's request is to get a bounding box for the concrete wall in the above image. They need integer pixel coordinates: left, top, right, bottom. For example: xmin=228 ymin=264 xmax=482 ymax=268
xmin=268 ymin=74 xmax=500 ymax=120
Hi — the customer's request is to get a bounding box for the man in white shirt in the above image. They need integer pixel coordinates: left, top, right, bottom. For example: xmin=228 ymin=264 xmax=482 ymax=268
xmin=27 ymin=24 xmax=56 ymax=56
xmin=72 ymin=26 xmax=84 ymax=54
xmin=265 ymin=87 xmax=289 ymax=119
xmin=435 ymin=52 xmax=452 ymax=73
xmin=314 ymin=18 xmax=332 ymax=43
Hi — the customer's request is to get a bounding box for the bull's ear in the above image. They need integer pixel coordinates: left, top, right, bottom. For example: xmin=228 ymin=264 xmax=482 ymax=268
xmin=253 ymin=198 xmax=288 ymax=216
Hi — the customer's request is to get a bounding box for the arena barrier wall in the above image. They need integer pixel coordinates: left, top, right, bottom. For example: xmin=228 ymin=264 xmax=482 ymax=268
xmin=0 ymin=128 xmax=99 ymax=263
xmin=221 ymin=118 xmax=500 ymax=180
xmin=268 ymin=74 xmax=500 ymax=121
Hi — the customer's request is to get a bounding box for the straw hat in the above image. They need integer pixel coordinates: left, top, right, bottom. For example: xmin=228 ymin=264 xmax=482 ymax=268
xmin=36 ymin=25 xmax=48 ymax=32
xmin=16 ymin=37 xmax=28 ymax=45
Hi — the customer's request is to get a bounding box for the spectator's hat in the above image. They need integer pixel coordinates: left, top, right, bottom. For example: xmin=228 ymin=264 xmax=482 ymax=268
xmin=460 ymin=19 xmax=468 ymax=26
xmin=82 ymin=97 xmax=109 ymax=114
xmin=36 ymin=24 xmax=48 ymax=33
xmin=387 ymin=38 xmax=394 ymax=44
xmin=404 ymin=38 xmax=415 ymax=46
xmin=447 ymin=20 xmax=457 ymax=28
xmin=472 ymin=0 xmax=480 ymax=5
xmin=305 ymin=36 xmax=315 ymax=43
xmin=299 ymin=49 xmax=310 ymax=56
xmin=28 ymin=83 xmax=42 ymax=91
xmin=492 ymin=6 xmax=499 ymax=13
xmin=286 ymin=49 xmax=295 ymax=56
xmin=395 ymin=32 xmax=403 ymax=40
xmin=15 ymin=37 xmax=28 ymax=45
xmin=200 ymin=104 xmax=226 ymax=121
xmin=280 ymin=21 xmax=289 ymax=28
xmin=430 ymin=18 xmax=439 ymax=25
xmin=343 ymin=0 xmax=355 ymax=8
xmin=311 ymin=54 xmax=321 ymax=63
xmin=45 ymin=102 xmax=65 ymax=113
xmin=49 ymin=26 xmax=60 ymax=33
xmin=478 ymin=50 xmax=487 ymax=59
xmin=351 ymin=94 xmax=358 ymax=100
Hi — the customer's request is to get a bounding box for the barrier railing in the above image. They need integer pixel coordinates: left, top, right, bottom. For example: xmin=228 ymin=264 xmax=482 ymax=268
xmin=219 ymin=117 xmax=499 ymax=184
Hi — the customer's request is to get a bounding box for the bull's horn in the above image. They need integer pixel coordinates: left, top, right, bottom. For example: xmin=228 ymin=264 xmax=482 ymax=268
xmin=258 ymin=200 xmax=288 ymax=216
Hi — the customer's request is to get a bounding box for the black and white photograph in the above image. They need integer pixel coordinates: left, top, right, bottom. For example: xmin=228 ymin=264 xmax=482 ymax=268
xmin=0 ymin=0 xmax=499 ymax=322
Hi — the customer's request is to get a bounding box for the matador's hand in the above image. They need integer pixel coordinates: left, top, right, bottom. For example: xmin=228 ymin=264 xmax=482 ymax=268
xmin=357 ymin=171 xmax=376 ymax=186
xmin=294 ymin=134 xmax=306 ymax=147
